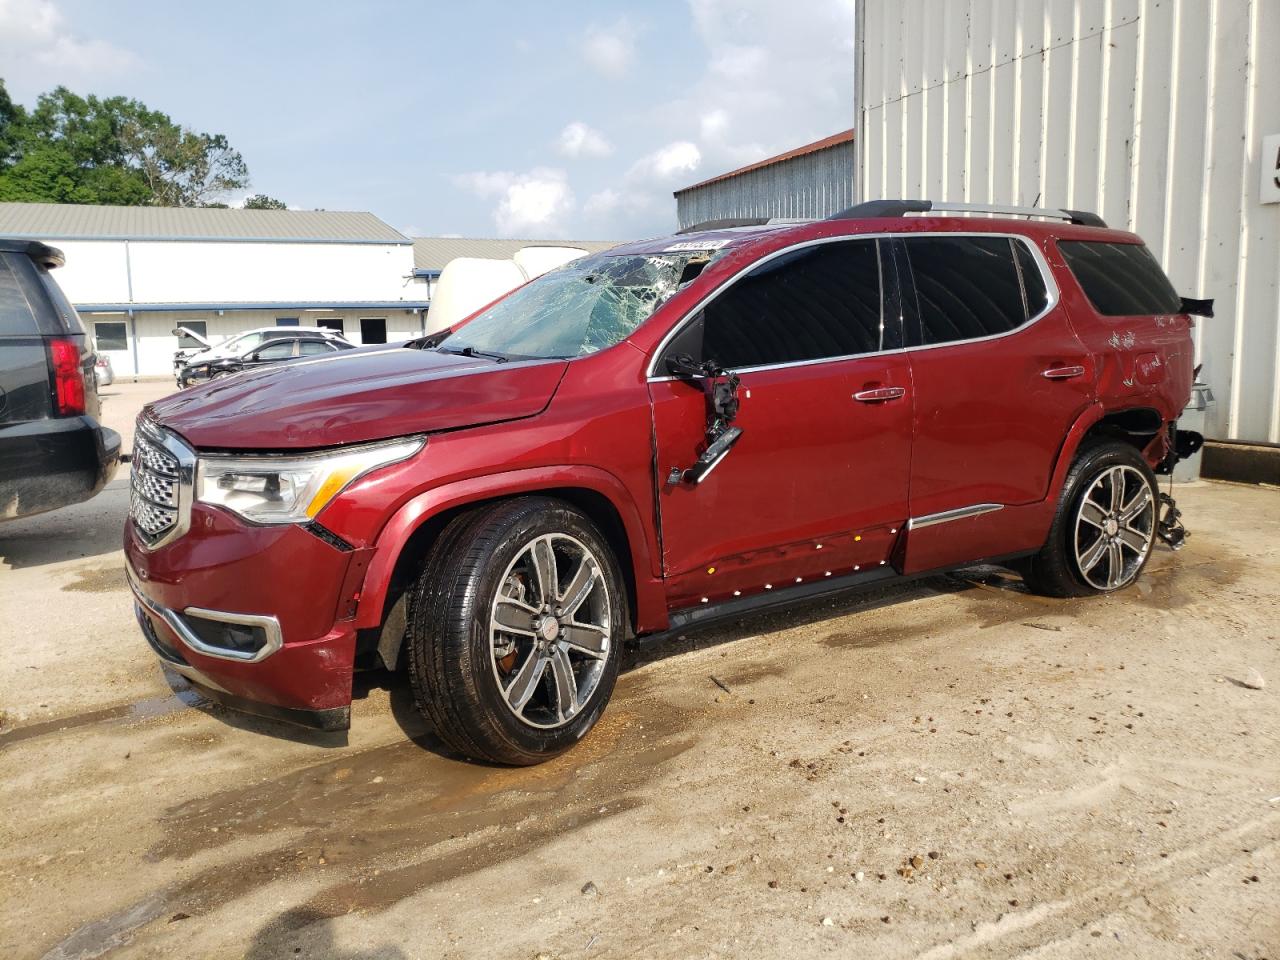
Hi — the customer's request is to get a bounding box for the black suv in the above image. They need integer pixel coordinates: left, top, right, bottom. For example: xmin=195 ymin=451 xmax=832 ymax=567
xmin=0 ymin=239 xmax=120 ymax=521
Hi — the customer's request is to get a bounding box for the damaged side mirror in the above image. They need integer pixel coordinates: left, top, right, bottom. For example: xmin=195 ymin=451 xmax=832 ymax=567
xmin=662 ymin=347 xmax=745 ymax=486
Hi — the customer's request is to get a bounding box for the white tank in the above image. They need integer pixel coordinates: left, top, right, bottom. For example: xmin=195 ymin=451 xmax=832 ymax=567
xmin=425 ymin=257 xmax=528 ymax=334
xmin=425 ymin=246 xmax=592 ymax=335
xmin=512 ymin=245 xmax=588 ymax=280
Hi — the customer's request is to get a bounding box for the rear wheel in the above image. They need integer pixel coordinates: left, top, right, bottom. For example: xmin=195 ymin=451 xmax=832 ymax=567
xmin=1019 ymin=440 xmax=1158 ymax=598
xmin=406 ymin=497 xmax=626 ymax=765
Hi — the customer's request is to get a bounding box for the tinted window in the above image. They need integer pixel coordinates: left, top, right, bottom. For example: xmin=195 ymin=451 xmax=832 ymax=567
xmin=36 ymin=265 xmax=84 ymax=334
xmin=1059 ymin=240 xmax=1180 ymax=315
xmin=904 ymin=236 xmax=1028 ymax=345
xmin=177 ymin=321 xmax=207 ymax=349
xmin=94 ymin=321 xmax=128 ymax=351
xmin=297 ymin=340 xmax=334 ymax=356
xmin=701 ymin=239 xmax=882 ymax=369
xmin=255 ymin=341 xmax=296 ymax=360
xmin=0 ymin=254 xmax=38 ymax=336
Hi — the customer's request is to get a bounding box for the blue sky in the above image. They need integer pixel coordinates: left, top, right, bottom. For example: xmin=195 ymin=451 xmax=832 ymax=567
xmin=0 ymin=0 xmax=855 ymax=240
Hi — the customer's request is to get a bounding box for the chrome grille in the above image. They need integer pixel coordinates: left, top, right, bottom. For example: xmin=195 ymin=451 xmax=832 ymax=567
xmin=129 ymin=423 xmax=192 ymax=547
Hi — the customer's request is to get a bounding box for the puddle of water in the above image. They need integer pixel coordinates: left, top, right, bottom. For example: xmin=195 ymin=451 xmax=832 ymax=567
xmin=821 ymin=621 xmax=926 ymax=651
xmin=61 ymin=566 xmax=127 ymax=594
xmin=0 ymin=690 xmax=206 ymax=750
xmin=54 ymin=694 xmax=698 ymax=949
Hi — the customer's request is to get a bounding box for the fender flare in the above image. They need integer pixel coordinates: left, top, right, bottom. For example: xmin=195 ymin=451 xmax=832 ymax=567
xmin=352 ymin=465 xmax=663 ymax=632
xmin=1045 ymin=401 xmax=1106 ymax=503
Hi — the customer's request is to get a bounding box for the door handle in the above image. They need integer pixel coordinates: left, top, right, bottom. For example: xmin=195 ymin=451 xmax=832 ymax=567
xmin=852 ymin=386 xmax=907 ymax=402
xmin=1042 ymin=364 xmax=1086 ymax=380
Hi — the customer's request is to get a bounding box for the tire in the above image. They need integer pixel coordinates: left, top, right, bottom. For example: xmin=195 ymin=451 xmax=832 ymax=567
xmin=406 ymin=496 xmax=627 ymax=765
xmin=1018 ymin=439 xmax=1159 ymax=598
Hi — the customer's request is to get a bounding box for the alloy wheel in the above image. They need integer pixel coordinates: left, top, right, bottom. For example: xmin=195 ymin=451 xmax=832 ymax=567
xmin=488 ymin=533 xmax=611 ymax=729
xmin=1072 ymin=464 xmax=1156 ymax=590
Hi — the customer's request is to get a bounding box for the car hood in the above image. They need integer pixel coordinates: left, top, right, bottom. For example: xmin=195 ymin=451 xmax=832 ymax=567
xmin=148 ymin=347 xmax=569 ymax=450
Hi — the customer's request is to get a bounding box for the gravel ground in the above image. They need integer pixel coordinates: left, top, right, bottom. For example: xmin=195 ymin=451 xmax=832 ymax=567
xmin=0 ymin=383 xmax=1276 ymax=960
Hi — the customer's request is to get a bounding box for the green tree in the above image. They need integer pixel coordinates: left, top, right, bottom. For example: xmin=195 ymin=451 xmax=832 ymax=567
xmin=0 ymin=78 xmax=23 ymax=169
xmin=242 ymin=193 xmax=287 ymax=210
xmin=0 ymin=79 xmax=250 ymax=207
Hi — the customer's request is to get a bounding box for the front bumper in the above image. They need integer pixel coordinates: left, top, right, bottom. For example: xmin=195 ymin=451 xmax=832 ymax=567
xmin=124 ymin=506 xmax=363 ymax=730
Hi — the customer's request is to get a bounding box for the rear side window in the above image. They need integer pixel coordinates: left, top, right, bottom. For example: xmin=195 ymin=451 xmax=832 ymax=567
xmin=36 ymin=265 xmax=84 ymax=334
xmin=1058 ymin=240 xmax=1181 ymax=315
xmin=297 ymin=340 xmax=334 ymax=356
xmin=0 ymin=254 xmax=38 ymax=336
xmin=701 ymin=239 xmax=882 ymax=369
xmin=903 ymin=236 xmax=1038 ymax=345
xmin=255 ymin=341 xmax=297 ymax=360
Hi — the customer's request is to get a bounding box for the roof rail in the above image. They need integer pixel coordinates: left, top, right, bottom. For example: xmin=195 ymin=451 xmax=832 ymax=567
xmin=827 ymin=200 xmax=1106 ymax=228
xmin=676 ymin=216 xmax=817 ymax=235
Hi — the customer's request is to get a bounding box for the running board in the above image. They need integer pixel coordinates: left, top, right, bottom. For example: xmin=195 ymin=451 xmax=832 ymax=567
xmin=664 ymin=566 xmax=899 ymax=633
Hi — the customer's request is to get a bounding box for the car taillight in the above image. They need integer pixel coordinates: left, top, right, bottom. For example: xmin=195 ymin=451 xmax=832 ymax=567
xmin=48 ymin=337 xmax=86 ymax=416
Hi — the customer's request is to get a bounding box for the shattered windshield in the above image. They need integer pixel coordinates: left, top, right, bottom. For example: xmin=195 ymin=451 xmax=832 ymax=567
xmin=438 ymin=251 xmax=715 ymax=361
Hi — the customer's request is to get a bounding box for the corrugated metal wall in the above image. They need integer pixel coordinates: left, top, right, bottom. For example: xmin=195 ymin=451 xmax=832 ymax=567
xmin=855 ymin=0 xmax=1280 ymax=445
xmin=674 ymin=142 xmax=856 ymax=230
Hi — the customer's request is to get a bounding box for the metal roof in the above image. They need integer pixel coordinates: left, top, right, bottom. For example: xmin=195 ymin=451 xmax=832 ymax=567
xmin=412 ymin=237 xmax=620 ymax=270
xmin=674 ymin=129 xmax=855 ymax=195
xmin=0 ymin=202 xmax=411 ymax=244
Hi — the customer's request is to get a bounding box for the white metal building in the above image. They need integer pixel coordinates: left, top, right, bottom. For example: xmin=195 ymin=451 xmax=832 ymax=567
xmin=673 ymin=131 xmax=856 ymax=229
xmin=0 ymin=203 xmax=428 ymax=376
xmin=854 ymin=0 xmax=1280 ymax=461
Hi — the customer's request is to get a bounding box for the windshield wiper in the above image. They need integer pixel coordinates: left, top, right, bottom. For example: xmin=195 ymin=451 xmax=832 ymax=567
xmin=439 ymin=345 xmax=509 ymax=363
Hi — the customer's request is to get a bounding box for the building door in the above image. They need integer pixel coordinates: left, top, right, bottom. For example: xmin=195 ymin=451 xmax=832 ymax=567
xmin=360 ymin=317 xmax=387 ymax=344
xmin=648 ymin=237 xmax=913 ymax=610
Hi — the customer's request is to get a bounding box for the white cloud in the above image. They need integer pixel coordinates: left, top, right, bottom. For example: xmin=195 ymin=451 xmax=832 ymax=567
xmin=558 ymin=121 xmax=613 ymax=158
xmin=709 ymin=43 xmax=768 ymax=80
xmin=582 ymin=18 xmax=639 ymax=77
xmin=455 ymin=167 xmax=576 ymax=236
xmin=699 ymin=109 xmax=730 ymax=141
xmin=628 ymin=141 xmax=702 ymax=182
xmin=0 ymin=0 xmax=141 ymax=100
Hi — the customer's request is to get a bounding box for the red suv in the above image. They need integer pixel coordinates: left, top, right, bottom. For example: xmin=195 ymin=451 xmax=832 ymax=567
xmin=125 ymin=200 xmax=1206 ymax=765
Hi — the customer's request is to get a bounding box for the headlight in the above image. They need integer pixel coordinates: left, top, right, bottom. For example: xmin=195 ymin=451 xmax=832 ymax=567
xmin=196 ymin=436 xmax=425 ymax=524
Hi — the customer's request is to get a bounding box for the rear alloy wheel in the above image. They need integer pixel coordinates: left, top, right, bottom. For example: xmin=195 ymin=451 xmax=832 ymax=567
xmin=407 ymin=497 xmax=626 ymax=765
xmin=1071 ymin=464 xmax=1156 ymax=590
xmin=1019 ymin=439 xmax=1159 ymax=598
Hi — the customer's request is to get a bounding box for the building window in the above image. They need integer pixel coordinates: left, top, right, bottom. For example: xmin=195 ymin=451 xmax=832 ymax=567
xmin=176 ymin=320 xmax=207 ymax=348
xmin=94 ymin=321 xmax=128 ymax=352
xmin=276 ymin=317 xmax=300 ymax=327
xmin=360 ymin=317 xmax=387 ymax=344
xmin=316 ymin=318 xmax=344 ymax=333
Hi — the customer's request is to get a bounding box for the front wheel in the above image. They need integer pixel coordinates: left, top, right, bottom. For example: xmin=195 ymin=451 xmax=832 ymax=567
xmin=1019 ymin=440 xmax=1159 ymax=598
xmin=406 ymin=497 xmax=626 ymax=765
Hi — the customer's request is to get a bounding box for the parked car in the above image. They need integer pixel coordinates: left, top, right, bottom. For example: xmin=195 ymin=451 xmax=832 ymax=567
xmin=94 ymin=353 xmax=114 ymax=387
xmin=172 ymin=326 xmax=348 ymax=384
xmin=1 ymin=239 xmax=120 ymax=521
xmin=178 ymin=334 xmax=356 ymax=387
xmin=125 ymin=201 xmax=1207 ymax=764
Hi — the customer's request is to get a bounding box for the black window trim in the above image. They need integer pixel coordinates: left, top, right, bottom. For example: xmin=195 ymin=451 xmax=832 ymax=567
xmin=646 ymin=231 xmax=1060 ymax=379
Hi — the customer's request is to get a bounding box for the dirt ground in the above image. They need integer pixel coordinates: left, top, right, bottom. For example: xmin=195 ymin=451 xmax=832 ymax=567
xmin=1 ymin=382 xmax=1276 ymax=960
